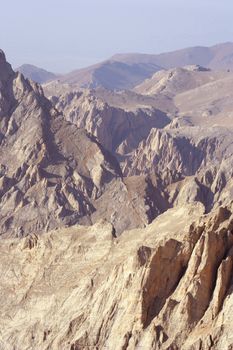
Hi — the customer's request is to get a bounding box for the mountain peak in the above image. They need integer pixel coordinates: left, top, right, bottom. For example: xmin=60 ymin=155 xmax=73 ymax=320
xmin=0 ymin=48 xmax=14 ymax=82
xmin=0 ymin=49 xmax=6 ymax=62
xmin=16 ymin=64 xmax=57 ymax=84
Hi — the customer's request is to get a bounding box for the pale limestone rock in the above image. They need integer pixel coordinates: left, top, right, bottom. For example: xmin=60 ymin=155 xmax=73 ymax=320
xmin=0 ymin=204 xmax=232 ymax=349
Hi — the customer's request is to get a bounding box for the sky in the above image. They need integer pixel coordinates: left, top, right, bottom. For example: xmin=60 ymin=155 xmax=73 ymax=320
xmin=1 ymin=0 xmax=233 ymax=73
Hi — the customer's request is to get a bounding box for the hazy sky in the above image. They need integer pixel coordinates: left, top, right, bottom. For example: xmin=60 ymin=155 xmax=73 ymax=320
xmin=1 ymin=0 xmax=233 ymax=72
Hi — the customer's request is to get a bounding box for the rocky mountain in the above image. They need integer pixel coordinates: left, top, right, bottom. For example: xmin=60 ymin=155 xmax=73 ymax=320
xmin=43 ymin=88 xmax=170 ymax=157
xmin=0 ymin=50 xmax=168 ymax=237
xmin=57 ymin=42 xmax=233 ymax=90
xmin=18 ymin=42 xmax=233 ymax=90
xmin=45 ymin=62 xmax=233 ymax=220
xmin=58 ymin=60 xmax=162 ymax=90
xmin=1 ymin=47 xmax=233 ymax=350
xmin=113 ymin=41 xmax=233 ymax=71
xmin=134 ymin=65 xmax=226 ymax=96
xmin=16 ymin=64 xmax=57 ymax=84
xmin=134 ymin=64 xmax=233 ymax=128
xmin=1 ymin=203 xmax=233 ymax=349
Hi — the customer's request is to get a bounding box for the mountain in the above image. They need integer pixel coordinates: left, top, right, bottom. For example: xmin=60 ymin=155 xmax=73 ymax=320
xmin=43 ymin=87 xmax=170 ymax=157
xmin=134 ymin=65 xmax=218 ymax=96
xmin=59 ymin=60 xmax=162 ymax=90
xmin=1 ymin=202 xmax=233 ymax=349
xmin=18 ymin=42 xmax=233 ymax=90
xmin=0 ymin=50 xmax=169 ymax=237
xmin=112 ymin=41 xmax=233 ymax=71
xmin=2 ymin=47 xmax=233 ymax=349
xmin=134 ymin=64 xmax=233 ymax=128
xmin=16 ymin=64 xmax=57 ymax=83
xmin=58 ymin=42 xmax=233 ymax=90
xmin=16 ymin=42 xmax=233 ymax=90
xmin=46 ymin=60 xmax=233 ymax=215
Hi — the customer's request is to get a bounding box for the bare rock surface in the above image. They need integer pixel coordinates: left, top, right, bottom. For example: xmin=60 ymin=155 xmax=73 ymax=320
xmin=1 ymin=204 xmax=233 ymax=349
xmin=1 ymin=48 xmax=233 ymax=350
xmin=0 ymin=51 xmax=164 ymax=237
xmin=44 ymin=88 xmax=170 ymax=158
xmin=44 ymin=60 xmax=233 ymax=216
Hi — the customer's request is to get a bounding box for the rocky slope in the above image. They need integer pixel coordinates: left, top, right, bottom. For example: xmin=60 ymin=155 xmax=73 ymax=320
xmin=45 ymin=66 xmax=233 ymax=217
xmin=0 ymin=50 xmax=167 ymax=237
xmin=1 ymin=48 xmax=233 ymax=350
xmin=58 ymin=60 xmax=162 ymax=90
xmin=135 ymin=65 xmax=233 ymax=128
xmin=44 ymin=88 xmax=170 ymax=157
xmin=134 ymin=65 xmax=227 ymax=97
xmin=0 ymin=204 xmax=233 ymax=349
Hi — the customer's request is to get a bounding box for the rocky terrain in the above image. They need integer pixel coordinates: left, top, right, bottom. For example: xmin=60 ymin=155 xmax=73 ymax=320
xmin=1 ymin=203 xmax=233 ymax=350
xmin=0 ymin=50 xmax=167 ymax=237
xmin=44 ymin=64 xmax=233 ymax=215
xmin=1 ymin=46 xmax=233 ymax=349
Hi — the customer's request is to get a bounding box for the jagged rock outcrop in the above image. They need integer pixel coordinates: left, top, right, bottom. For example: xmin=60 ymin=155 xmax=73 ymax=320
xmin=43 ymin=63 xmax=233 ymax=218
xmin=1 ymin=43 xmax=233 ymax=350
xmin=0 ymin=50 xmax=167 ymax=237
xmin=122 ymin=125 xmax=233 ymax=213
xmin=123 ymin=128 xmax=202 ymax=181
xmin=0 ymin=204 xmax=233 ymax=349
xmin=91 ymin=174 xmax=169 ymax=233
xmin=44 ymin=88 xmax=170 ymax=158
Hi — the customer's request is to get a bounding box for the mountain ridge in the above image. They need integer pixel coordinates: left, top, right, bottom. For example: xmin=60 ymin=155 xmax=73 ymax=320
xmin=16 ymin=64 xmax=58 ymax=84
xmin=2 ymin=46 xmax=233 ymax=350
xmin=18 ymin=41 xmax=233 ymax=89
xmin=58 ymin=41 xmax=233 ymax=89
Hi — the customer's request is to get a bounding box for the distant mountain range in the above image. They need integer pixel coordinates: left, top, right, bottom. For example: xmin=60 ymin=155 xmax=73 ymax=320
xmin=111 ymin=42 xmax=233 ymax=70
xmin=17 ymin=42 xmax=233 ymax=88
xmin=16 ymin=64 xmax=58 ymax=84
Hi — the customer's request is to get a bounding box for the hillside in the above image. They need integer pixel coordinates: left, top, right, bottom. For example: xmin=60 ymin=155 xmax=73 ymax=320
xmin=16 ymin=64 xmax=57 ymax=83
xmin=58 ymin=42 xmax=233 ymax=90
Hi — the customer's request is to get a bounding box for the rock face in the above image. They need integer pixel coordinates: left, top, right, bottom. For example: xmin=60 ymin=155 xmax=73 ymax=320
xmin=45 ymin=89 xmax=170 ymax=158
xmin=1 ymin=204 xmax=233 ymax=349
xmin=0 ymin=51 xmax=166 ymax=237
xmin=44 ymin=58 xmax=233 ymax=226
